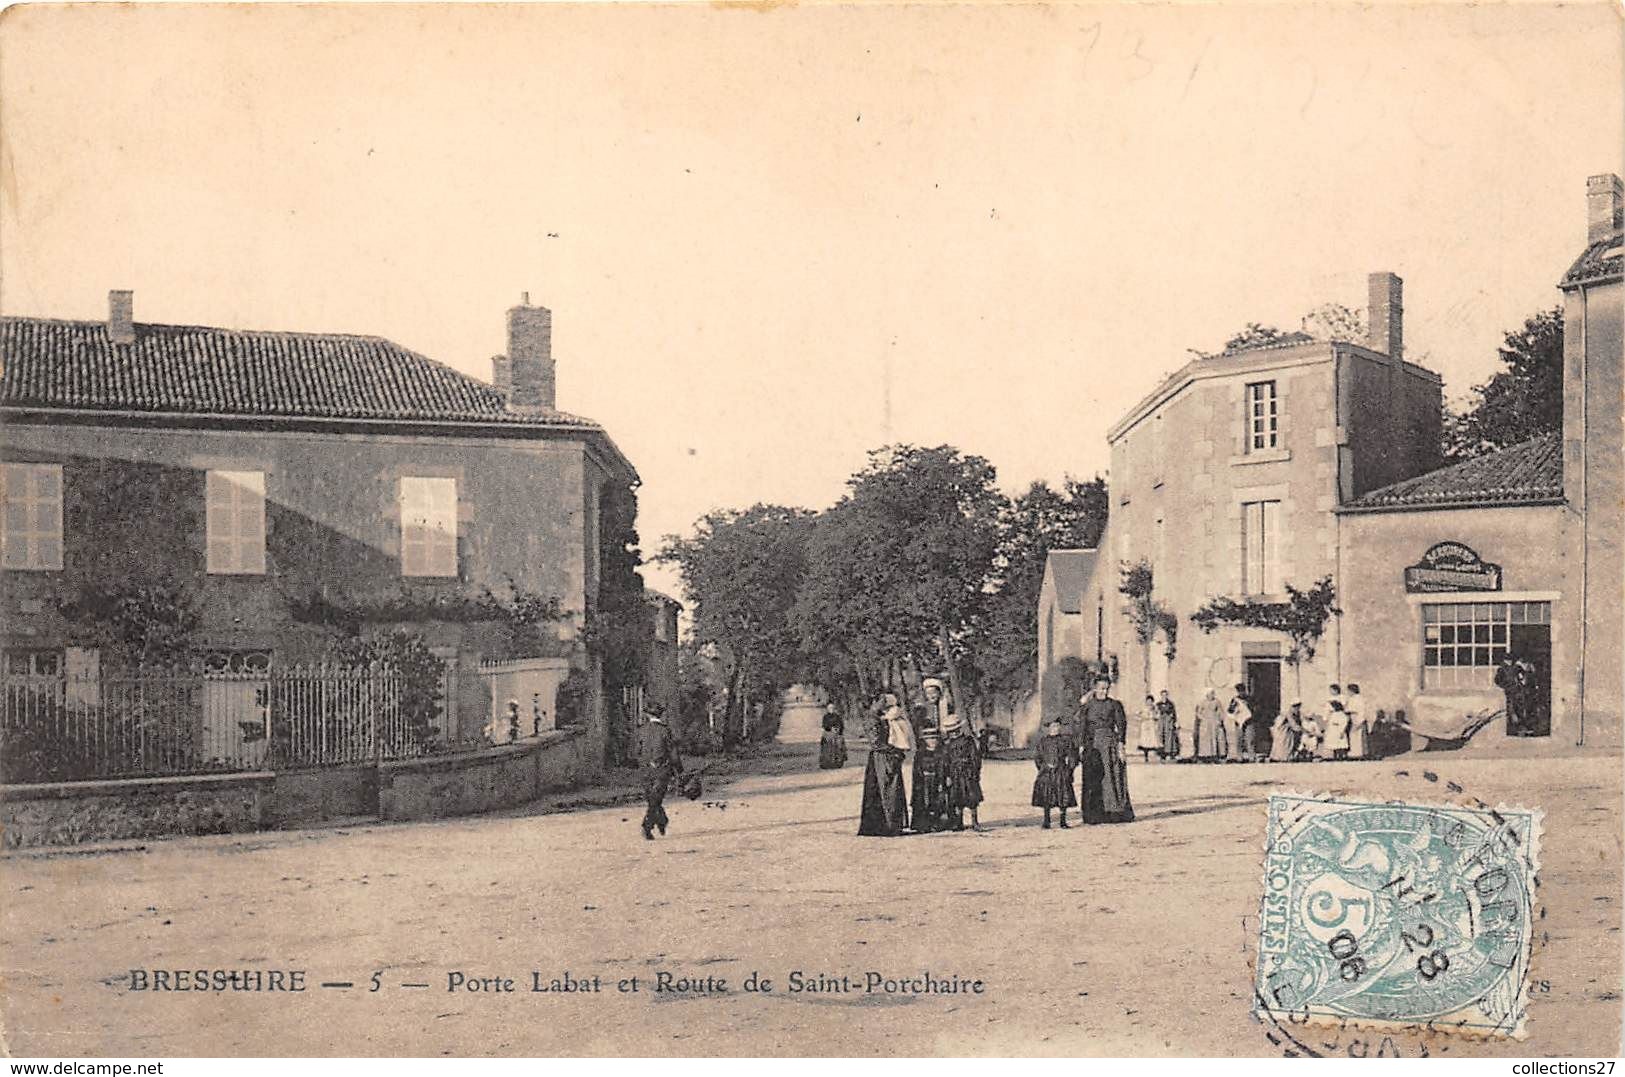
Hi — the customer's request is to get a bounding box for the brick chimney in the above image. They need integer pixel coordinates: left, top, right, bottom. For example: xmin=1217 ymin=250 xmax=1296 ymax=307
xmin=490 ymin=354 xmax=513 ymax=398
xmin=504 ymin=293 xmax=554 ymax=411
xmin=1366 ymin=271 xmax=1403 ymax=361
xmin=108 ymin=289 xmax=135 ymax=346
xmin=1587 ymin=173 xmax=1623 ymax=244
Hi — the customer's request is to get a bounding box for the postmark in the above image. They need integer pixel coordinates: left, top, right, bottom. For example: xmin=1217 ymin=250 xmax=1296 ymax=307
xmin=1255 ymin=792 xmax=1541 ymax=1039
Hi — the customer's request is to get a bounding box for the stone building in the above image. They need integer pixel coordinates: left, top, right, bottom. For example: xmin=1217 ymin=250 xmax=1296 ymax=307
xmin=1337 ymin=174 xmax=1622 ymax=748
xmin=0 ymin=291 xmax=636 ymax=757
xmin=1079 ymin=269 xmax=1442 ymax=736
xmin=1049 ymin=174 xmax=1622 ymax=751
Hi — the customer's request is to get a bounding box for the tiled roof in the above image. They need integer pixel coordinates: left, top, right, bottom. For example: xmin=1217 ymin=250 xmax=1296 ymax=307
xmin=1560 ymin=228 xmax=1624 ymax=289
xmin=1346 ymin=433 xmax=1562 ymax=511
xmin=1045 ymin=549 xmax=1098 ymax=614
xmin=0 ymin=316 xmax=599 ymax=428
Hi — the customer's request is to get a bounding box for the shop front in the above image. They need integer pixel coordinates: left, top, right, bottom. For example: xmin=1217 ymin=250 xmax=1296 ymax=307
xmin=1337 ymin=499 xmax=1579 ymax=748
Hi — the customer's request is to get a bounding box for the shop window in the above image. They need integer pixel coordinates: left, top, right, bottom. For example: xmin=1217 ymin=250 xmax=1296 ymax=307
xmin=1246 ymin=381 xmax=1279 ymax=452
xmin=1421 ymin=602 xmax=1549 ymax=691
xmin=206 ymin=470 xmax=267 ymax=575
xmin=1 ymin=462 xmax=64 ymax=571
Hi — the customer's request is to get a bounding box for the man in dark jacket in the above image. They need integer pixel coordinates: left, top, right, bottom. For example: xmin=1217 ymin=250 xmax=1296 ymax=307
xmin=639 ymin=702 xmax=684 ymax=841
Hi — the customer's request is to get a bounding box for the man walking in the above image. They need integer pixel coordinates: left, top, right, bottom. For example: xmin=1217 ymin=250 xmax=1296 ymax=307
xmin=639 ymin=701 xmax=684 ymax=841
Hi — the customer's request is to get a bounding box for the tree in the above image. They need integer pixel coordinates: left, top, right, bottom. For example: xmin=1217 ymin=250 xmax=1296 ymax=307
xmin=1443 ymin=308 xmax=1564 ymax=462
xmin=794 ymin=445 xmax=1005 ymax=717
xmin=1191 ymin=301 xmax=1368 ymax=360
xmin=1300 ymin=302 xmax=1367 ymax=343
xmin=977 ymin=477 xmax=1109 ymax=697
xmin=1190 ymin=576 xmax=1342 ymax=697
xmin=589 ymin=481 xmax=652 ymax=766
xmin=1190 ymin=323 xmax=1312 ymax=359
xmin=656 ymin=504 xmax=813 ymax=750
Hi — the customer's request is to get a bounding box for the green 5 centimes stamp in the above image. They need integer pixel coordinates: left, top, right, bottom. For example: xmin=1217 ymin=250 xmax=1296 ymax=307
xmin=1256 ymin=793 xmax=1542 ymax=1039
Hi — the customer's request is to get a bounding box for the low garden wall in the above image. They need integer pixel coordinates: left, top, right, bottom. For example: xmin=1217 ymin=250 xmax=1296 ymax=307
xmin=0 ymin=771 xmax=275 ymax=849
xmin=378 ymin=728 xmax=594 ymax=820
xmin=1 ymin=729 xmax=600 ymax=849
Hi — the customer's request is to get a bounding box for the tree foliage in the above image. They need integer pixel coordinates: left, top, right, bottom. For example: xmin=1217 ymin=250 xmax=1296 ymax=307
xmin=656 ymin=503 xmax=813 ymax=747
xmin=1442 ymin=308 xmax=1564 ymax=462
xmin=793 ymin=445 xmax=1004 ymax=709
xmin=57 ymin=581 xmax=202 ymax=668
xmin=977 ymin=477 xmax=1109 ymax=696
xmin=588 ymin=481 xmax=652 ymax=764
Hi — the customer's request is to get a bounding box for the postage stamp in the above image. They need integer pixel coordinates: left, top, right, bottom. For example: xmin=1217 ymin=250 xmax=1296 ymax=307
xmin=1255 ymin=793 xmax=1542 ymax=1039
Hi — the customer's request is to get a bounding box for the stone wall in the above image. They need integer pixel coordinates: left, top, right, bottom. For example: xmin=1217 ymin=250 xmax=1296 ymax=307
xmin=377 ymin=728 xmax=595 ymax=821
xmin=1 ymin=772 xmax=273 ymax=849
xmin=2 ymin=730 xmax=599 ymax=848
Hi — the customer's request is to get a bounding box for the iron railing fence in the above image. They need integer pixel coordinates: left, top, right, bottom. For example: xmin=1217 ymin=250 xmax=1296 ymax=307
xmin=0 ymin=663 xmax=447 ymax=784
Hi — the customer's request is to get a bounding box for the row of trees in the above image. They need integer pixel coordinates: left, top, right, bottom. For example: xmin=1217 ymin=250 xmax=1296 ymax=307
xmin=656 ymin=446 xmax=1108 ymax=747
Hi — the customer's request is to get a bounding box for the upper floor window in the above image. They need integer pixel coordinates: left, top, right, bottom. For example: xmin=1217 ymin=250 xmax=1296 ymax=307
xmin=400 ymin=476 xmax=457 ymax=577
xmin=1241 ymin=499 xmax=1282 ymax=595
xmin=1 ymin=463 xmax=63 ymax=571
xmin=1246 ymin=381 xmax=1279 ymax=452
xmin=206 ymin=470 xmax=266 ymax=575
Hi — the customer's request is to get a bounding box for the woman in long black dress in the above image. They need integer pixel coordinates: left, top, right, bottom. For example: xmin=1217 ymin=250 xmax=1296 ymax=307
xmin=1076 ymin=676 xmax=1135 ymax=824
xmin=857 ymin=693 xmax=910 ymax=836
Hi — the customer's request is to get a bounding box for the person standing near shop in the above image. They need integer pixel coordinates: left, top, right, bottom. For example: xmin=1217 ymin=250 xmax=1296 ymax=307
xmin=1345 ymin=684 xmax=1368 ymax=759
xmin=1156 ymin=689 xmax=1181 ymax=761
xmin=1225 ymin=684 xmax=1252 ymax=762
xmin=1194 ymin=686 xmax=1226 ymax=761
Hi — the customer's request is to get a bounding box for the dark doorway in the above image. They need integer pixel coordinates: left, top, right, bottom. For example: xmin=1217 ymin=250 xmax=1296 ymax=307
xmin=1244 ymin=659 xmax=1282 ymax=757
xmin=1508 ymin=624 xmax=1552 ymax=737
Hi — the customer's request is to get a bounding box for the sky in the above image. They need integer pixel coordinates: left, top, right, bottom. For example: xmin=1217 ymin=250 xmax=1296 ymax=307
xmin=2 ymin=2 xmax=1620 ymax=601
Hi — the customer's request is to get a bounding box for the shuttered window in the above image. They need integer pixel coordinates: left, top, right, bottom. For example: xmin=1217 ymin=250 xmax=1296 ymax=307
xmin=400 ymin=476 xmax=458 ymax=577
xmin=206 ymin=470 xmax=267 ymax=574
xmin=1 ymin=463 xmax=64 ymax=571
xmin=1241 ymin=499 xmax=1282 ymax=595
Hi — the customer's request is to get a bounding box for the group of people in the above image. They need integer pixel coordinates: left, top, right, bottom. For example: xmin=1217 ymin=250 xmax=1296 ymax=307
xmin=857 ymin=677 xmax=986 ymax=836
xmin=857 ymin=674 xmax=1135 ymax=836
xmin=1266 ymin=684 xmax=1372 ymax=762
xmin=1169 ymin=682 xmax=1373 ymax=763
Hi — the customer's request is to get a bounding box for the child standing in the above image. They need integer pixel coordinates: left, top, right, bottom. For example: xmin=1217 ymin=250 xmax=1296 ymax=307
xmin=910 ymin=728 xmax=952 ymax=834
xmin=1032 ymin=718 xmax=1079 ymax=829
xmin=1136 ymin=695 xmax=1161 ymax=763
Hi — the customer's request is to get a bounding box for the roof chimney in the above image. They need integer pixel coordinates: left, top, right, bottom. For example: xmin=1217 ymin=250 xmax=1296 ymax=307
xmin=505 ymin=295 xmax=554 ymax=411
xmin=490 ymin=354 xmax=513 ymax=397
xmin=108 ymin=289 xmax=134 ymax=346
xmin=1586 ymin=173 xmax=1623 ymax=244
xmin=1366 ymin=272 xmax=1403 ymax=362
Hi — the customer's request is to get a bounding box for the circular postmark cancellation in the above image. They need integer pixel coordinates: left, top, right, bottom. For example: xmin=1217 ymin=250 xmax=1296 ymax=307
xmin=1254 ymin=790 xmax=1542 ymax=1044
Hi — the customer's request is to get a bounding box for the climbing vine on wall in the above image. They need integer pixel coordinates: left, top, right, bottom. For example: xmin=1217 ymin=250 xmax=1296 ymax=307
xmin=588 ymin=479 xmax=651 ymax=765
xmin=1190 ymin=576 xmax=1342 ymax=695
xmin=284 ymin=581 xmax=567 ymax=659
xmin=1119 ymin=559 xmax=1178 ymax=684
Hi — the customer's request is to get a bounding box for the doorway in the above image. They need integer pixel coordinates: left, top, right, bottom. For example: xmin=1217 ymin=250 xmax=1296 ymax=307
xmin=1244 ymin=658 xmax=1282 ymax=755
xmin=1508 ymin=624 xmax=1552 ymax=737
